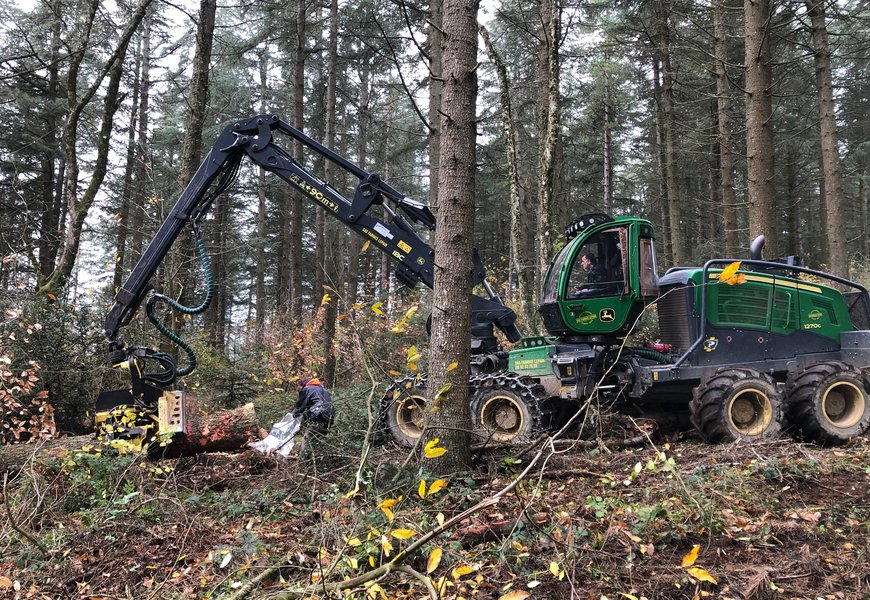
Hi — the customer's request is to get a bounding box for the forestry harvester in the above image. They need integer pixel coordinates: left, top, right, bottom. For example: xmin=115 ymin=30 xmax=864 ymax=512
xmin=98 ymin=115 xmax=870 ymax=449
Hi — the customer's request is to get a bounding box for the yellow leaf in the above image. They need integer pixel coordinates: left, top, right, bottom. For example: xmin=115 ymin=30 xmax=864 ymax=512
xmin=343 ymin=486 xmax=360 ymax=500
xmin=418 ymin=479 xmax=427 ymax=499
xmin=346 ymin=537 xmax=362 ymax=547
xmin=549 ymin=561 xmax=561 ymax=577
xmin=427 ymin=547 xmax=443 ymax=573
xmin=424 ymin=438 xmax=446 ymax=459
xmin=436 ymin=512 xmax=445 ymax=527
xmin=379 ymin=497 xmax=399 ymax=521
xmin=719 ymin=261 xmax=741 ymax=284
xmin=498 ymin=592 xmax=530 ymax=600
xmin=372 ymin=301 xmax=384 ymax=316
xmin=388 ymin=369 xmax=402 ymax=377
xmin=620 ymin=594 xmax=639 ymax=600
xmin=681 ymin=544 xmax=700 ymax=567
xmin=361 ymin=240 xmax=371 ymax=252
xmin=46 ymin=293 xmax=57 ymax=301
xmin=408 ymin=362 xmax=418 ymax=371
xmin=433 ymin=383 xmax=452 ymax=402
xmin=428 ymin=479 xmax=447 ymax=495
xmin=687 ymin=567 xmax=718 ymax=584
xmin=390 ymin=528 xmax=415 ymax=540
xmin=451 ymin=565 xmax=474 ymax=580
xmin=725 ymin=273 xmax=747 ymax=286
xmin=447 ymin=361 xmax=459 ymax=372
xmin=391 ymin=324 xmax=406 ymax=334
xmin=404 ymin=306 xmax=418 ymax=319
xmin=407 ymin=345 xmax=422 ymax=364
xmin=380 ymin=536 xmax=393 ymax=557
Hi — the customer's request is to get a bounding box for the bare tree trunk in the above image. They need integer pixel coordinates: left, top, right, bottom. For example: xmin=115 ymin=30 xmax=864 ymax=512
xmin=428 ymin=0 xmax=443 ymax=213
xmin=652 ymin=58 xmax=672 ymax=265
xmin=113 ymin=34 xmax=142 ymax=292
xmin=656 ymin=1 xmax=684 ymax=265
xmin=805 ymin=0 xmax=847 ymax=278
xmin=171 ymin=0 xmax=216 ymax=343
xmin=37 ymin=2 xmax=64 ymax=280
xmin=426 ymin=0 xmax=478 ymax=474
xmin=130 ymin=12 xmax=153 ymax=268
xmin=322 ymin=0 xmax=340 ymax=386
xmin=480 ymin=26 xmax=536 ymax=333
xmin=288 ymin=0 xmax=307 ymax=327
xmin=603 ymin=80 xmax=614 ymax=214
xmin=536 ymin=0 xmax=562 ymax=284
xmin=713 ymin=0 xmax=740 ymax=256
xmin=346 ymin=59 xmax=371 ymax=311
xmin=745 ymin=0 xmax=778 ymax=257
xmin=37 ymin=0 xmax=153 ymax=296
xmin=254 ymin=52 xmax=269 ymax=344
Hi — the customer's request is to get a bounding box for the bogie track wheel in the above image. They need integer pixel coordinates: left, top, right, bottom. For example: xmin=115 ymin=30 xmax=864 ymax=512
xmin=690 ymin=368 xmax=785 ymax=442
xmin=785 ymin=361 xmax=870 ymax=445
xmin=471 ymin=375 xmax=548 ymax=443
xmin=380 ymin=377 xmax=428 ymax=446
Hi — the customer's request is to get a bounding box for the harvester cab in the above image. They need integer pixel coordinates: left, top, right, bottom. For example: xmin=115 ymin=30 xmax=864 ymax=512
xmin=539 ymin=213 xmax=660 ymax=341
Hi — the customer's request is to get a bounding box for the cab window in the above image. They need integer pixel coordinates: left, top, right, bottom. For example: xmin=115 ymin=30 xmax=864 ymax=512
xmin=566 ymin=229 xmax=626 ymax=299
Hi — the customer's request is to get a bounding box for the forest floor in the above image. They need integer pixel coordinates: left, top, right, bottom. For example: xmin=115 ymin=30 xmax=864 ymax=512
xmin=0 ymin=405 xmax=868 ymax=600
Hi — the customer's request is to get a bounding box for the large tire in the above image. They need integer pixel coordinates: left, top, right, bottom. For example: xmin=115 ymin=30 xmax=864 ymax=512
xmin=379 ymin=377 xmax=428 ymax=446
xmin=470 ymin=374 xmax=549 ymax=444
xmin=785 ymin=361 xmax=870 ymax=445
xmin=690 ymin=368 xmax=785 ymax=443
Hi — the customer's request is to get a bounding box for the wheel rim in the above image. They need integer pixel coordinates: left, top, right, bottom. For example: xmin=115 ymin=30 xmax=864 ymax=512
xmin=727 ymin=387 xmax=772 ymax=437
xmin=480 ymin=395 xmax=525 ymax=441
xmin=395 ymin=394 xmax=426 ymax=439
xmin=821 ymin=381 xmax=866 ymax=429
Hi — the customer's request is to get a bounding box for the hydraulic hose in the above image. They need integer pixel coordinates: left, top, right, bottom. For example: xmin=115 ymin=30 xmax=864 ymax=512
xmin=142 ymin=226 xmax=215 ymax=385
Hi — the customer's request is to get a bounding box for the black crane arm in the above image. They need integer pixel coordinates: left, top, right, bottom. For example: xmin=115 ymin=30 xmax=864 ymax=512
xmin=105 ymin=114 xmax=521 ymax=380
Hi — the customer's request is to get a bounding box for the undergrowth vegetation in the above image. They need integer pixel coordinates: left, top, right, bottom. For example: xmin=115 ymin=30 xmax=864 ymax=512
xmin=1 ymin=411 xmax=867 ymax=599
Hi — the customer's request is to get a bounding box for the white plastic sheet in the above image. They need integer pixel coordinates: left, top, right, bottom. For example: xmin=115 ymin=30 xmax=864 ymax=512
xmin=248 ymin=412 xmax=301 ymax=458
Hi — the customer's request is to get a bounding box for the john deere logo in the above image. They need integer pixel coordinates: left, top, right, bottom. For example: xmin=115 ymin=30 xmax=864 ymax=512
xmin=576 ymin=311 xmax=596 ymax=325
xmin=808 ymin=309 xmax=823 ymax=321
xmin=599 ymin=308 xmax=615 ymax=322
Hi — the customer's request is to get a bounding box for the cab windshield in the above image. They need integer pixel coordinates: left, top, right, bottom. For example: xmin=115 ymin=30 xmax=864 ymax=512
xmin=565 ymin=228 xmax=627 ymax=299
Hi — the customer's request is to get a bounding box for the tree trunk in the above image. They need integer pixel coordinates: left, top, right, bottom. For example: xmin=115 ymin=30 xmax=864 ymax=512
xmin=536 ymin=0 xmax=562 ymax=284
xmin=656 ymin=1 xmax=684 ymax=265
xmin=745 ymin=0 xmax=778 ymax=257
xmin=425 ymin=0 xmax=478 ymax=474
xmin=321 ymin=0 xmax=340 ymax=386
xmin=255 ymin=58 xmax=269 ymax=345
xmin=130 ymin=10 xmax=153 ymax=268
xmin=713 ymin=0 xmax=740 ymax=256
xmin=172 ymin=0 xmax=217 ymax=341
xmin=428 ymin=0 xmax=443 ymax=213
xmin=346 ymin=59 xmax=371 ymax=311
xmin=112 ymin=33 xmax=142 ymax=292
xmin=480 ymin=25 xmax=536 ymax=333
xmin=37 ymin=1 xmax=64 ymax=281
xmin=37 ymin=0 xmax=153 ymax=296
xmin=289 ymin=0 xmax=307 ymax=326
xmin=805 ymin=0 xmax=847 ymax=279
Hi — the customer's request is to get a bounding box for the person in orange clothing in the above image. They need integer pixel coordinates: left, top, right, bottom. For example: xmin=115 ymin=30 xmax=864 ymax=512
xmin=292 ymin=376 xmax=335 ymax=457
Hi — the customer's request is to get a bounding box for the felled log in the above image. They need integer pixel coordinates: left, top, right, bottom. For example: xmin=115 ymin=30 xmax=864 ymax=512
xmin=151 ymin=402 xmax=260 ymax=459
xmin=0 ymin=403 xmax=260 ymax=469
xmin=0 ymin=434 xmax=94 ymax=471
